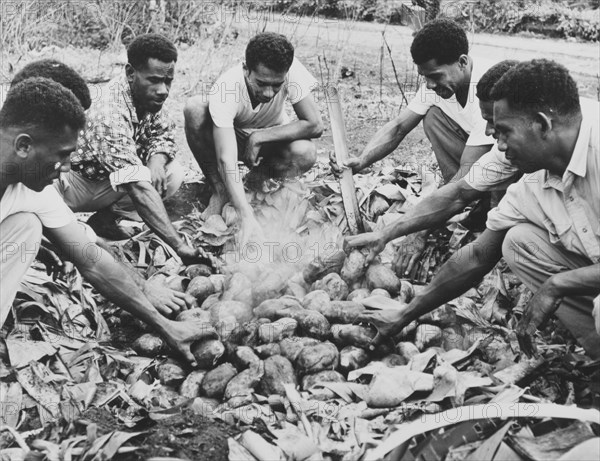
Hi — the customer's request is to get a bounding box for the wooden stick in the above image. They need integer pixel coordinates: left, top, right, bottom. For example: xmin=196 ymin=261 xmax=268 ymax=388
xmin=324 ymin=85 xmax=364 ymax=235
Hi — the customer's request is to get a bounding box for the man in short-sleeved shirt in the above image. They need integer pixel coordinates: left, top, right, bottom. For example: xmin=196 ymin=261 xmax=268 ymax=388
xmin=356 ymin=60 xmax=600 ymax=359
xmin=336 ymin=19 xmax=495 ymax=184
xmin=55 ymin=34 xmax=209 ymax=266
xmin=185 ymin=32 xmax=323 ymax=245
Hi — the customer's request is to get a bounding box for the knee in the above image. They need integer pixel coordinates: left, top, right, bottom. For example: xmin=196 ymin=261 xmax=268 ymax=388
xmin=502 ymin=224 xmax=539 ymax=268
xmin=165 ymin=161 xmax=185 ymax=198
xmin=291 ymin=140 xmax=317 ymax=172
xmin=1 ymin=213 xmax=43 ymax=254
xmin=184 ymin=96 xmax=210 ymax=133
xmin=422 ymin=106 xmax=442 ymax=138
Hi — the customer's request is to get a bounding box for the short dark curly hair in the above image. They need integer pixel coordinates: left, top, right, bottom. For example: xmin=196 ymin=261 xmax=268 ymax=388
xmin=245 ymin=32 xmax=294 ymax=73
xmin=490 ymin=59 xmax=580 ymax=117
xmin=11 ymin=59 xmax=92 ymax=110
xmin=127 ymin=33 xmax=178 ymax=69
xmin=476 ymin=60 xmax=519 ymax=102
xmin=410 ymin=19 xmax=468 ymax=66
xmin=0 ymin=78 xmax=86 ymax=133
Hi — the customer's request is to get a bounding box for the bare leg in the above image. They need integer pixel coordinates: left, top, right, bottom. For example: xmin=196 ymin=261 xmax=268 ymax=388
xmin=184 ymin=97 xmax=228 ymax=217
xmin=257 ymin=139 xmax=317 ymax=179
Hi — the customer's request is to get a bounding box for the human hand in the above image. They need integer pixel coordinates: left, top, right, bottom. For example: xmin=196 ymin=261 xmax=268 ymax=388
xmin=516 ymin=282 xmax=562 ymax=357
xmin=329 ymin=151 xmax=364 ymax=176
xmin=243 ymin=133 xmax=263 ymax=167
xmin=344 ymin=231 xmax=386 ymax=265
xmin=163 ymin=319 xmax=218 ymax=367
xmin=177 ymin=244 xmax=221 ymax=272
xmin=392 ymin=231 xmax=428 ymax=278
xmin=37 ymin=244 xmax=74 ymax=280
xmin=143 ymin=279 xmax=187 ymax=316
xmin=354 ymin=309 xmax=409 ymax=351
xmin=238 ymin=214 xmax=264 ymax=248
xmin=147 ymin=154 xmax=169 ymax=197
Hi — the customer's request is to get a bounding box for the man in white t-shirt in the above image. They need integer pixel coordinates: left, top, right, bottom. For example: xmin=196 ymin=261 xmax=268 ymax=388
xmin=345 ymin=60 xmax=521 ymax=275
xmin=184 ymin=32 xmax=323 ymax=245
xmin=356 ymin=60 xmax=600 ymax=360
xmin=334 ymin=19 xmax=495 ymax=183
xmin=0 ymin=78 xmax=216 ymax=366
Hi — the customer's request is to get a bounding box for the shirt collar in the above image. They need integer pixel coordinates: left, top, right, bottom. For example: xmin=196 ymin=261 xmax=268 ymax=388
xmin=117 ymin=74 xmax=139 ymax=125
xmin=542 ymin=107 xmax=591 ymax=189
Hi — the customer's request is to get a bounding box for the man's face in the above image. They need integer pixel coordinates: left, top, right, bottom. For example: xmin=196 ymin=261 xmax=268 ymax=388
xmin=244 ymin=63 xmax=287 ymax=105
xmin=417 ymin=57 xmax=468 ymax=100
xmin=493 ymin=98 xmax=545 ymax=173
xmin=21 ymin=125 xmax=78 ymax=192
xmin=479 ymin=100 xmax=496 ymax=138
xmin=128 ymin=58 xmax=175 ymax=114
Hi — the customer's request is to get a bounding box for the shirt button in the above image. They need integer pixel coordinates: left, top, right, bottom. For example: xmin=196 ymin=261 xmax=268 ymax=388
xmin=569 ymin=196 xmax=574 ymax=201
xmin=582 ymin=228 xmax=588 ymax=233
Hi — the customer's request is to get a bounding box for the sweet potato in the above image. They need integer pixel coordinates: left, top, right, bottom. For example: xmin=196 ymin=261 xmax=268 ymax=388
xmin=222 ymin=272 xmax=253 ymax=305
xmin=132 ymin=333 xmax=164 ymax=356
xmin=302 ymin=249 xmax=346 ymax=285
xmin=284 ymin=281 xmax=307 ymax=299
xmin=210 ymin=300 xmax=253 ymax=325
xmin=232 ymin=346 xmax=261 ymax=370
xmin=331 ymin=324 xmax=377 ymax=349
xmin=279 ymin=337 xmax=320 ymax=364
xmin=191 ymin=338 xmax=225 ymax=368
xmin=254 ymin=343 xmax=282 ymax=359
xmin=319 ymin=300 xmax=365 ymax=324
xmin=179 ymin=370 xmax=207 ymax=399
xmin=371 ymin=288 xmax=391 ymax=298
xmin=289 ymin=310 xmax=330 ymax=340
xmin=297 ymin=341 xmax=339 ymax=375
xmin=209 ymin=274 xmax=226 ymax=293
xmin=253 ymin=271 xmax=287 ymax=306
xmin=201 ymin=293 xmax=221 ymax=311
xmin=200 ymin=363 xmax=237 ymax=399
xmin=166 ymin=275 xmax=189 ymax=293
xmin=340 ymin=250 xmax=367 ymax=285
xmin=302 ymin=370 xmax=345 ymax=400
xmin=185 ymin=264 xmax=212 ymax=278
xmin=396 ymin=342 xmax=420 ymax=362
xmin=157 ymin=360 xmax=187 ymax=387
xmin=176 ymin=308 xmax=211 ymax=324
xmin=186 ymin=276 xmax=216 ymax=304
xmin=417 ymin=304 xmax=457 ymax=327
xmin=229 ymin=321 xmax=259 ymax=347
xmin=347 ymin=288 xmax=371 ymax=302
xmin=260 ymin=355 xmax=297 ymax=396
xmin=398 ymin=280 xmax=415 ymax=303
xmin=302 ymin=290 xmax=330 ymax=312
xmin=254 ymin=297 xmax=303 ymax=320
xmin=258 ymin=318 xmax=298 ymax=343
xmin=339 ymin=346 xmax=369 ymax=373
xmin=366 ymin=264 xmax=401 ymax=296
xmin=312 ymin=273 xmax=349 ymax=301
xmin=224 ymin=362 xmax=264 ymax=400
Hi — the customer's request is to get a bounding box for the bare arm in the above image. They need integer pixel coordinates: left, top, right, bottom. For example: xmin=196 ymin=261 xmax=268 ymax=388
xmin=46 ymin=222 xmax=215 ymax=364
xmin=381 ymin=178 xmax=481 ymax=242
xmin=213 ymin=125 xmax=253 ymax=219
xmin=250 ymin=94 xmax=323 ymax=145
xmin=360 ymin=229 xmax=507 ymax=344
xmin=356 ymin=109 xmax=424 ymax=170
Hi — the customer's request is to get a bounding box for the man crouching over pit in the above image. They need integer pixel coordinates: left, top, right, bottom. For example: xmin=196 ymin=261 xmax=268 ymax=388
xmin=184 ymin=32 xmax=323 ymax=246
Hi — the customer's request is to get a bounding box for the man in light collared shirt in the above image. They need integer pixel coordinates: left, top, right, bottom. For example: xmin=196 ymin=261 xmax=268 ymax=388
xmin=357 ymin=59 xmax=600 ymax=359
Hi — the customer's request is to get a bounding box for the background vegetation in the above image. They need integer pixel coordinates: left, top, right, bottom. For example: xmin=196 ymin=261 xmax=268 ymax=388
xmin=1 ymin=0 xmax=598 ymax=55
